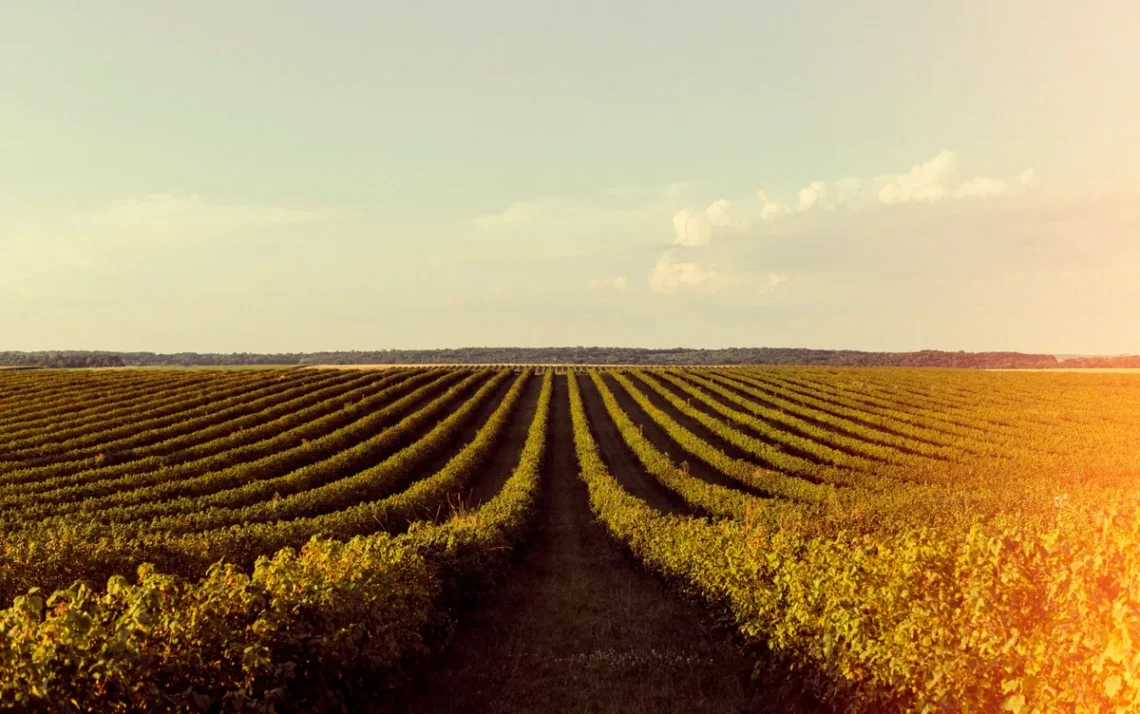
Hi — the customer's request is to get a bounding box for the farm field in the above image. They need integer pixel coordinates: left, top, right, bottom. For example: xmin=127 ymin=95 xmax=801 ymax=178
xmin=0 ymin=366 xmax=1137 ymax=712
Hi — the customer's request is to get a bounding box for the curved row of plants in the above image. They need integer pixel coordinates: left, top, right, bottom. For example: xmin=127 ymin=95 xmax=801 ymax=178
xmin=0 ymin=370 xmax=221 ymax=430
xmin=0 ymin=370 xmax=411 ymax=500
xmin=699 ymin=371 xmax=970 ymax=459
xmin=0 ymin=372 xmax=197 ymax=428
xmin=140 ymin=369 xmax=512 ymax=532
xmin=82 ymin=368 xmax=536 ymax=570
xmin=0 ymin=371 xmax=508 ymax=600
xmin=0 ymin=370 xmax=454 ymax=525
xmin=0 ymin=370 xmax=382 ymax=494
xmin=606 ymin=372 xmax=979 ymax=533
xmin=717 ymin=369 xmax=1026 ymax=453
xmin=0 ymin=370 xmax=478 ymax=531
xmin=0 ymin=372 xmax=554 ymax=713
xmin=718 ymin=368 xmax=1100 ymax=467
xmin=0 ymin=371 xmax=298 ymax=459
xmin=741 ymin=368 xmax=1007 ymax=439
xmin=0 ymin=370 xmax=260 ymax=447
xmin=0 ymin=368 xmax=261 ymax=433
xmin=652 ymin=371 xmax=964 ymax=487
xmin=602 ymin=372 xmax=837 ymax=503
xmin=568 ymin=370 xmax=1140 ymax=714
xmin=773 ymin=367 xmax=1042 ymax=429
xmin=588 ymin=372 xmax=774 ymax=521
xmin=0 ymin=370 xmax=350 ymax=469
xmin=726 ymin=368 xmax=1140 ymax=494
xmin=635 ymin=370 xmax=878 ymax=478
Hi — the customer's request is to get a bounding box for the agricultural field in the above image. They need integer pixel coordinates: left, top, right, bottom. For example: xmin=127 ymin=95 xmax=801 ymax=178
xmin=0 ymin=366 xmax=1136 ymax=713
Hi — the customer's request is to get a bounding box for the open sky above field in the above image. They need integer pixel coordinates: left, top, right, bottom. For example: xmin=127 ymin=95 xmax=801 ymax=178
xmin=2 ymin=1 xmax=1138 ymax=354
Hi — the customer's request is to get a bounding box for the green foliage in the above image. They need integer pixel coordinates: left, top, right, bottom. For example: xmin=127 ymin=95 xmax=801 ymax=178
xmin=0 ymin=538 xmax=435 ymax=712
xmin=567 ymin=370 xmax=1140 ymax=713
xmin=0 ymin=369 xmax=379 ymax=498
xmin=0 ymin=372 xmax=554 ymax=711
xmin=1 ymin=364 xmax=1138 ymax=712
xmin=588 ymin=371 xmax=769 ymax=521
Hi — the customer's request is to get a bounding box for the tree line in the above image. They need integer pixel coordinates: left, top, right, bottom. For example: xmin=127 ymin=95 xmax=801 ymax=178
xmin=0 ymin=347 xmax=1114 ymax=369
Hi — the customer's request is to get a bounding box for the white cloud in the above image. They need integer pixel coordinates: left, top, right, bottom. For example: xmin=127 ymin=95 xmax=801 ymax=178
xmin=649 ymin=249 xmax=718 ymax=294
xmin=673 ymin=199 xmax=754 ymax=246
xmin=672 ymin=208 xmax=713 ymax=246
xmin=648 ymin=249 xmax=789 ymax=297
xmin=705 ymin=200 xmax=731 ymax=226
xmin=588 ymin=275 xmax=629 ymax=293
xmin=672 ymin=178 xmax=831 ymax=243
xmin=707 ymin=199 xmax=751 ymax=228
xmin=877 ymin=150 xmax=959 ymax=204
xmin=757 ymin=190 xmax=791 ymax=221
xmin=471 ymin=197 xmax=564 ymax=232
xmin=470 ymin=153 xmax=1043 ymax=310
xmin=797 ymin=181 xmax=827 ymax=211
xmin=734 ymin=152 xmax=1038 ymax=226
xmin=829 ymin=178 xmax=865 ymax=208
xmin=869 ymin=151 xmax=1037 ymax=205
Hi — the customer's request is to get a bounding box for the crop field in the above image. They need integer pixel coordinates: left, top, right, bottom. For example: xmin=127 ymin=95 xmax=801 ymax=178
xmin=0 ymin=366 xmax=1137 ymax=713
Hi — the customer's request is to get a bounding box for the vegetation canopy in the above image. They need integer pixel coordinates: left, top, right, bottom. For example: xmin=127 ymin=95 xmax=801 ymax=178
xmin=0 ymin=366 xmax=1135 ymax=713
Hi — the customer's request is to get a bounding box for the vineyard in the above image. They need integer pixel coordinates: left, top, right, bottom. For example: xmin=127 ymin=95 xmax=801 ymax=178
xmin=0 ymin=366 xmax=1137 ymax=712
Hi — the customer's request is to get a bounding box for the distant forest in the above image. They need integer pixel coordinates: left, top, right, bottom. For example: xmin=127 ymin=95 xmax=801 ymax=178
xmin=3 ymin=348 xmax=1139 ymax=369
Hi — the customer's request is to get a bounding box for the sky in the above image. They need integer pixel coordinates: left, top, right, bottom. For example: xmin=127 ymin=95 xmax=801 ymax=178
xmin=2 ymin=0 xmax=1139 ymax=354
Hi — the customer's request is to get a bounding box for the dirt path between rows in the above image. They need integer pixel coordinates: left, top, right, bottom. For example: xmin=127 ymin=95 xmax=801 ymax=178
xmin=707 ymin=371 xmax=938 ymax=453
xmin=602 ymin=372 xmax=769 ymax=498
xmin=577 ymin=373 xmax=690 ymax=515
xmin=388 ymin=375 xmax=809 ymax=714
xmin=630 ymin=372 xmax=843 ymax=467
xmin=404 ymin=373 xmax=516 ymax=494
xmin=464 ymin=374 xmax=542 ymax=508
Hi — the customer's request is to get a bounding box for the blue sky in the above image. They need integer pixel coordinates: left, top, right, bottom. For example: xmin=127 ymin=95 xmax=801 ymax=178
xmin=2 ymin=1 xmax=1138 ymax=353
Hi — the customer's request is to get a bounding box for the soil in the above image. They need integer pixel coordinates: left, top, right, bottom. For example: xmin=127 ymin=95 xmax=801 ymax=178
xmin=464 ymin=375 xmax=543 ymax=508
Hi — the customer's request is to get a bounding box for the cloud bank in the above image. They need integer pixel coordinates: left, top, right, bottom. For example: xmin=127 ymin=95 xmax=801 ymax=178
xmin=650 ymin=150 xmax=1040 ymax=299
xmin=668 ymin=151 xmax=1037 ymax=246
